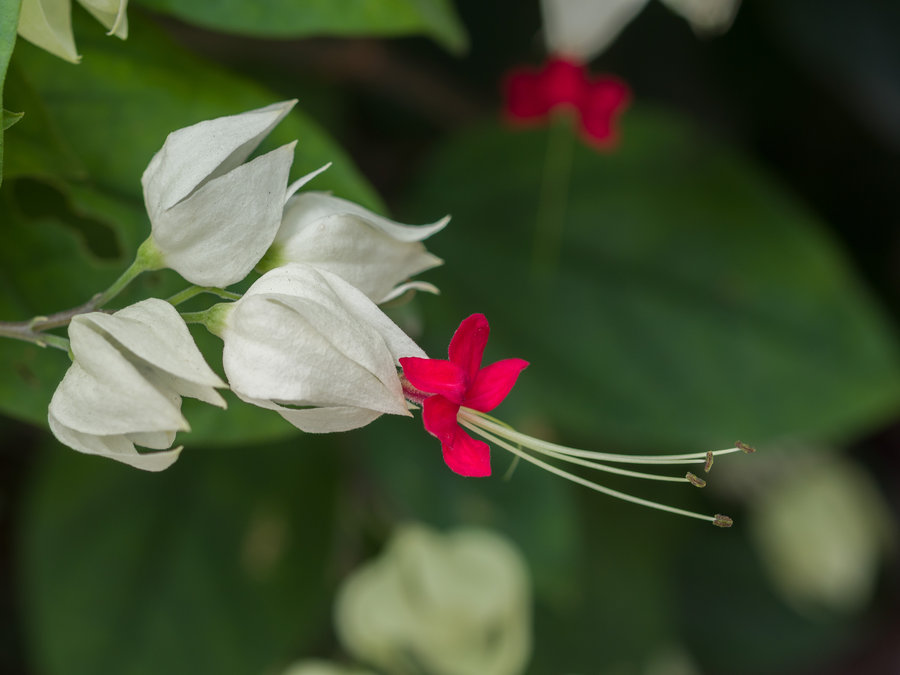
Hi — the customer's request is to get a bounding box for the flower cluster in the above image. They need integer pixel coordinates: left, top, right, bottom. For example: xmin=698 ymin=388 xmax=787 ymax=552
xmin=48 ymin=101 xmax=445 ymax=469
xmin=44 ymin=101 xmax=746 ymax=527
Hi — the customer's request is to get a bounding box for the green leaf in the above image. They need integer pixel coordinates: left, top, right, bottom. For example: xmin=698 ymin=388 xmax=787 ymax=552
xmin=2 ymin=107 xmax=23 ymax=129
xmin=402 ymin=111 xmax=900 ymax=450
xmin=13 ymin=11 xmax=382 ymax=209
xmin=133 ymin=0 xmax=468 ymax=53
xmin=20 ymin=437 xmax=341 ymax=675
xmin=0 ymin=0 xmax=23 ymax=187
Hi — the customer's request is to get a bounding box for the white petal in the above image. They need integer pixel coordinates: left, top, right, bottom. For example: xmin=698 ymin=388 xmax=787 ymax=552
xmin=279 ymin=192 xmax=448 ymax=243
xmin=142 ymin=100 xmax=296 ymax=216
xmin=244 ymin=264 xmax=427 ymax=362
xmin=48 ymin=411 xmax=182 ymax=472
xmin=379 ymin=281 xmax=440 ymax=305
xmin=17 ymin=0 xmax=79 ymax=63
xmin=271 ymin=207 xmax=444 ymax=302
xmin=77 ymin=0 xmax=128 ymax=38
xmin=658 ymin=0 xmax=740 ymax=34
xmin=540 ymin=0 xmax=649 ymax=60
xmin=50 ymin=322 xmax=187 ymax=436
xmin=223 ymin=293 xmax=408 ymax=416
xmin=80 ymin=298 xmax=226 ymax=396
xmin=234 ymin=391 xmax=386 ymax=433
xmin=284 ymin=163 xmax=331 ymax=203
xmin=151 ymin=142 xmax=295 ymax=287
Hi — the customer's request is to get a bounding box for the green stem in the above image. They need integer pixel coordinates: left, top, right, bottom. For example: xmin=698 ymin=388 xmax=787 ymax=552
xmin=0 ymin=236 xmax=164 ymax=350
xmin=532 ymin=112 xmax=575 ymax=278
xmin=167 ymin=286 xmax=241 ymax=307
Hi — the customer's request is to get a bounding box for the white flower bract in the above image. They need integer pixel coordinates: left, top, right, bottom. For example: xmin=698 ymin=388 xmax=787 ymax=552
xmin=48 ymin=298 xmax=226 ymax=471
xmin=141 ymin=100 xmax=314 ymax=288
xmin=17 ymin=0 xmax=128 ymax=63
xmin=260 ymin=192 xmax=448 ymax=304
xmin=219 ymin=263 xmax=426 ymax=433
xmin=540 ymin=0 xmax=740 ymax=61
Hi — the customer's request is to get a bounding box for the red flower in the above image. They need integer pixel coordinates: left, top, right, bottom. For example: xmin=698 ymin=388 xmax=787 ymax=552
xmin=399 ymin=314 xmax=529 ymax=477
xmin=503 ymin=56 xmax=630 ymax=149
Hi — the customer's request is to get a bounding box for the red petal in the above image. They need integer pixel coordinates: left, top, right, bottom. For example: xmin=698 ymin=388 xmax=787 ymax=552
xmin=503 ymin=69 xmax=551 ymax=121
xmin=448 ymin=314 xmax=490 ymax=382
xmin=464 ymin=358 xmax=529 ymax=412
xmin=441 ymin=432 xmax=492 ymax=477
xmin=422 ymin=396 xmax=490 ymax=476
xmin=542 ymin=57 xmax=588 ymax=108
xmin=422 ymin=394 xmax=462 ymax=444
xmin=579 ymin=77 xmax=630 ymax=148
xmin=400 ymin=357 xmax=467 ymax=404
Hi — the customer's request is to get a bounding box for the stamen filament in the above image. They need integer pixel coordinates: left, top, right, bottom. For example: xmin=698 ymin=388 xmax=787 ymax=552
xmin=533 ymin=445 xmax=691 ymax=483
xmin=458 ymin=419 xmax=720 ymax=524
xmin=461 ymin=410 xmax=743 ymax=465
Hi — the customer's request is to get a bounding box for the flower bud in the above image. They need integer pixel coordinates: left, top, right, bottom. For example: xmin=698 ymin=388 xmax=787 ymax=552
xmin=48 ymin=298 xmax=226 ymax=471
xmin=142 ymin=100 xmax=314 ymax=287
xmin=259 ymin=192 xmax=448 ymax=304
xmin=217 ymin=263 xmax=426 ymax=433
xmin=335 ymin=524 xmax=532 ymax=675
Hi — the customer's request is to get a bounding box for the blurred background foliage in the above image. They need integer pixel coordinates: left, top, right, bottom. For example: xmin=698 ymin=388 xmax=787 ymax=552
xmin=2 ymin=0 xmax=900 ymax=673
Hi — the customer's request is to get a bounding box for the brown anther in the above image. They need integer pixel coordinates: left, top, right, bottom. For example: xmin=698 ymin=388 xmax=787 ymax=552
xmin=704 ymin=451 xmax=714 ymax=473
xmin=736 ymin=441 xmax=756 ymax=454
xmin=713 ymin=514 xmax=734 ymax=528
xmin=686 ymin=472 xmax=707 ymax=488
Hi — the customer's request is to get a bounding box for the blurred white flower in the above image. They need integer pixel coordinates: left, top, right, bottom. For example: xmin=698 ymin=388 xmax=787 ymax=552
xmin=48 ymin=299 xmax=226 ymax=471
xmin=335 ymin=524 xmax=532 ymax=675
xmin=280 ymin=662 xmax=376 ymax=675
xmin=259 ymin=192 xmax=448 ymax=304
xmin=17 ymin=0 xmax=128 ymax=63
xmin=540 ymin=0 xmax=740 ymax=61
xmin=142 ymin=100 xmax=323 ymax=288
xmin=750 ymin=454 xmax=895 ymax=613
xmin=215 ymin=263 xmax=426 ymax=433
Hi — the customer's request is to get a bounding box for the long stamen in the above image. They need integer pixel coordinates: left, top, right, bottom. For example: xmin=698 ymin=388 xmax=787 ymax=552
xmin=461 ymin=410 xmax=744 ymax=465
xmin=458 ymin=419 xmax=726 ymax=525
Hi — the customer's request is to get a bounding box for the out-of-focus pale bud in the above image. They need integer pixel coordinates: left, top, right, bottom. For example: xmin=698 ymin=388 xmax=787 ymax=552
xmin=540 ymin=0 xmax=648 ymax=61
xmin=540 ymin=0 xmax=740 ymax=61
xmin=335 ymin=524 xmax=532 ymax=675
xmin=215 ymin=263 xmax=426 ymax=433
xmin=750 ymin=455 xmax=895 ymax=613
xmin=48 ymin=299 xmax=226 ymax=471
xmin=259 ymin=192 xmax=448 ymax=304
xmin=78 ymin=0 xmax=128 ymax=39
xmin=658 ymin=0 xmax=740 ymax=34
xmin=141 ymin=100 xmax=313 ymax=288
xmin=280 ymin=662 xmax=376 ymax=675
xmin=17 ymin=0 xmax=80 ymax=63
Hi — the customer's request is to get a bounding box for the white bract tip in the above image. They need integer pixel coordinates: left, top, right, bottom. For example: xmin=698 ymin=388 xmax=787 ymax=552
xmin=48 ymin=298 xmax=226 ymax=471
xmin=220 ymin=263 xmax=426 ymax=433
xmin=141 ymin=100 xmax=303 ymax=287
xmin=17 ymin=0 xmax=80 ymax=63
xmin=261 ymin=192 xmax=448 ymax=304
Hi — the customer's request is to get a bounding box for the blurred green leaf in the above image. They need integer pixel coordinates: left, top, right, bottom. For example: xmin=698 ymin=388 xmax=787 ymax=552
xmin=0 ymin=0 xmax=22 ymax=187
xmin=2 ymin=107 xmax=23 ymax=129
xmin=403 ymin=111 xmax=900 ymax=451
xmin=21 ymin=437 xmax=341 ymax=675
xmin=133 ymin=0 xmax=468 ymax=53
xmin=12 ymin=11 xmax=382 ymax=209
xmin=2 ymin=65 xmax=86 ymax=181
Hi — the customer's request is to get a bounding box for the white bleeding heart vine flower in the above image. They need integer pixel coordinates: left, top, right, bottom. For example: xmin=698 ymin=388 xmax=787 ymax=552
xmin=258 ymin=191 xmax=449 ymax=304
